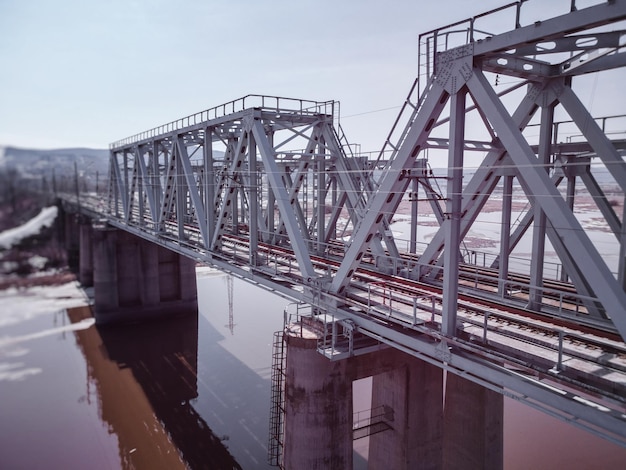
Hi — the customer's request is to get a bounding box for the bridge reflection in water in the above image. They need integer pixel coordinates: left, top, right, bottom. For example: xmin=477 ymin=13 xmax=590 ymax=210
xmin=59 ymin=275 xmax=626 ymax=469
xmin=66 ymin=306 xmax=243 ymax=470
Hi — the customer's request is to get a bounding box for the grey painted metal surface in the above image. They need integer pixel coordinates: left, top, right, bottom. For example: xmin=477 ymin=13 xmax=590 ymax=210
xmin=63 ymin=0 xmax=626 ymax=448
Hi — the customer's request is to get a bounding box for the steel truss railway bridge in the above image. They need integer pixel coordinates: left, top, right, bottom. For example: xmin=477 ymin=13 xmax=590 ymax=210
xmin=62 ymin=0 xmax=626 ymax=459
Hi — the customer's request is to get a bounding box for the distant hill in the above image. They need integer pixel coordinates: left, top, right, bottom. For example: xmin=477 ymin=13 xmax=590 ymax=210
xmin=0 ymin=146 xmax=109 ymax=178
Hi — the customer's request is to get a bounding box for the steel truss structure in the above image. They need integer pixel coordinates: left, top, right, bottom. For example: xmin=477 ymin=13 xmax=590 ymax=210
xmin=99 ymin=0 xmax=626 ymax=448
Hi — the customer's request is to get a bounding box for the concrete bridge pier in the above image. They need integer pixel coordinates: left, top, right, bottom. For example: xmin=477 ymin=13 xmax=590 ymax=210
xmin=78 ymin=221 xmax=93 ymax=287
xmin=92 ymin=226 xmax=197 ymax=325
xmin=443 ymin=373 xmax=503 ymax=470
xmin=283 ymin=329 xmax=354 ymax=470
xmin=63 ymin=210 xmax=80 ymax=271
xmin=281 ymin=320 xmax=503 ymax=470
xmin=368 ymin=357 xmax=443 ymax=470
xmin=282 ymin=324 xmax=445 ymax=470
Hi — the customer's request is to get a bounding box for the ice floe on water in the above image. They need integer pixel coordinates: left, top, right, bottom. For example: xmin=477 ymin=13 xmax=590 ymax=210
xmin=0 ymin=281 xmax=89 ymax=328
xmin=0 ymin=206 xmax=58 ymax=250
xmin=0 ymin=281 xmax=92 ymax=383
xmin=0 ymin=317 xmax=95 ymax=348
xmin=0 ymin=361 xmax=42 ymax=382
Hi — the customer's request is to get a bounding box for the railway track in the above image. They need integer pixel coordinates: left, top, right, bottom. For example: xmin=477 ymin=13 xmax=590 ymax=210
xmin=212 ymin=233 xmax=626 ymax=404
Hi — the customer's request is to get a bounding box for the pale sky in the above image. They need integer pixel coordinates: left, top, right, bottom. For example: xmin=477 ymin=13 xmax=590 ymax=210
xmin=0 ymin=0 xmax=622 ymax=153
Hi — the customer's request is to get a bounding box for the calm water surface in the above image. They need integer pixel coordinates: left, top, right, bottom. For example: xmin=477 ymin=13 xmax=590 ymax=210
xmin=1 ymin=270 xmax=625 ymax=469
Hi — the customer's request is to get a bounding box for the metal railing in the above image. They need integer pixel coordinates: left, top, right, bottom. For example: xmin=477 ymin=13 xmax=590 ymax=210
xmin=417 ymin=0 xmax=608 ymax=92
xmin=110 ymin=94 xmax=337 ymax=149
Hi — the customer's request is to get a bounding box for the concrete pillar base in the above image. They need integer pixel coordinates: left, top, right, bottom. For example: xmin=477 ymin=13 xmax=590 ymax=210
xmin=64 ymin=211 xmax=80 ymax=271
xmin=369 ymin=356 xmax=443 ymax=470
xmin=283 ymin=328 xmax=353 ymax=470
xmin=443 ymin=373 xmax=503 ymax=470
xmin=79 ymin=222 xmax=93 ymax=286
xmin=93 ymin=227 xmax=197 ymax=325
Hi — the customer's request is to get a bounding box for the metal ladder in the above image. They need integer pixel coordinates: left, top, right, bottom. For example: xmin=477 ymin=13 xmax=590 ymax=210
xmin=267 ymin=330 xmax=286 ymax=468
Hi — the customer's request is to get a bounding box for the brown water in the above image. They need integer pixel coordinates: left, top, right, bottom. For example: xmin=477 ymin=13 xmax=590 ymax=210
xmin=1 ymin=272 xmax=625 ymax=469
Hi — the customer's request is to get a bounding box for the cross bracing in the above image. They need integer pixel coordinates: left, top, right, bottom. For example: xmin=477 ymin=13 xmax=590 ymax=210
xmin=85 ymin=0 xmax=626 ymax=447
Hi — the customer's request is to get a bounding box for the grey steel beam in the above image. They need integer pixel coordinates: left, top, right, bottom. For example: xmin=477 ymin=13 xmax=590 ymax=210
xmin=324 ymin=189 xmax=350 ymax=243
xmin=174 ymin=141 xmax=186 ymax=241
xmin=562 ymin=50 xmax=626 ymax=76
xmin=275 ymin=157 xmax=312 ymax=243
xmin=414 ymin=85 xmax=540 ymax=279
xmin=211 ymin=131 xmax=249 ymax=250
xmin=617 ymin=200 xmax=626 ymax=292
xmin=409 ymin=176 xmax=419 ymax=254
xmin=134 ymin=145 xmax=159 ymax=223
xmin=126 ymin=159 xmax=138 ymax=223
xmin=492 ymin=173 xmax=564 ymax=265
xmin=248 ymin=130 xmax=259 ymax=266
xmin=499 ymin=175 xmax=514 ymax=297
xmin=316 ymin=153 xmax=326 ymax=252
xmin=557 ymin=85 xmax=626 ymax=193
xmin=514 ymin=31 xmax=624 ymax=56
xmin=330 ymin=83 xmax=450 ymax=295
xmin=176 ymin=136 xmax=209 ymax=248
xmin=442 ymin=88 xmax=467 ymax=336
xmin=467 ymin=67 xmax=626 ymax=337
xmin=151 ymin=142 xmax=162 ymax=216
xmin=322 ymin=125 xmax=398 ymax=263
xmin=157 ymin=148 xmax=177 ymax=232
xmin=110 ymin=152 xmax=128 ymax=221
xmin=513 ymin=171 xmax=603 ymax=317
xmin=528 ymin=103 xmax=555 ymax=310
xmin=252 ymin=120 xmax=317 ymax=282
xmin=420 ymin=176 xmax=446 ymax=225
xmin=473 ymin=1 xmax=626 ymax=57
xmin=203 ymin=128 xmax=216 ymax=245
xmin=580 ymin=171 xmax=622 ymax=239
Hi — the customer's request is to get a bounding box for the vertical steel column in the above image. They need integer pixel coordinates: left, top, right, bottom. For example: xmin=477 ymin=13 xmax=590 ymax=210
xmin=175 ymin=138 xmax=186 ymax=240
xmin=249 ymin=128 xmax=259 ymax=266
xmin=267 ymin=185 xmax=276 ymax=244
xmin=617 ymin=201 xmax=626 ymax=291
xmin=528 ymin=104 xmax=554 ymax=310
xmin=123 ymin=150 xmax=129 ymax=216
xmin=330 ymin=174 xmax=338 ymax=240
xmin=442 ymin=89 xmax=466 ymax=336
xmin=410 ymin=177 xmax=419 ymax=254
xmin=153 ymin=143 xmax=161 ymax=219
xmin=233 ymin=184 xmax=239 ymax=235
xmin=113 ymin=153 xmax=120 ymax=218
xmin=561 ymin=174 xmax=576 ymax=282
xmin=151 ymin=142 xmax=162 ymax=223
xmin=499 ymin=175 xmax=513 ymax=297
xmin=267 ymin=129 xmax=276 ymax=244
xmin=137 ymin=150 xmax=145 ymax=225
xmin=317 ymin=153 xmax=326 ymax=253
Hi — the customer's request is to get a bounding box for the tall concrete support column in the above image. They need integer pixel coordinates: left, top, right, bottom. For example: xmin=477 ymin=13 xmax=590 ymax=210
xmin=283 ymin=331 xmax=353 ymax=470
xmin=443 ymin=374 xmax=503 ymax=470
xmin=178 ymin=251 xmax=198 ymax=303
xmin=64 ymin=211 xmax=80 ymax=270
xmin=92 ymin=227 xmax=197 ymax=325
xmin=78 ymin=222 xmax=93 ymax=287
xmin=369 ymin=357 xmax=443 ymax=470
xmin=140 ymin=238 xmax=160 ymax=308
xmin=93 ymin=227 xmax=119 ymax=313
